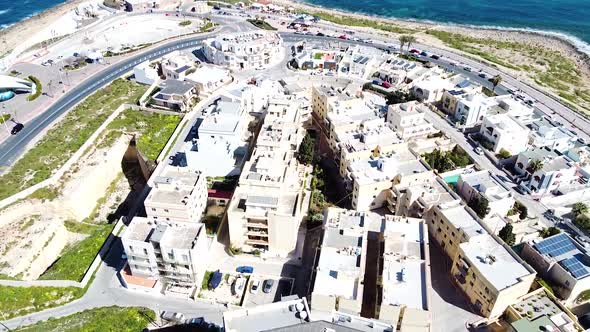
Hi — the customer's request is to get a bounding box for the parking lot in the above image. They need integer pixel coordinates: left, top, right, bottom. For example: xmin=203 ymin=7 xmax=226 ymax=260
xmin=242 ymin=277 xmax=294 ymax=308
xmin=199 ymin=272 xmax=249 ymax=306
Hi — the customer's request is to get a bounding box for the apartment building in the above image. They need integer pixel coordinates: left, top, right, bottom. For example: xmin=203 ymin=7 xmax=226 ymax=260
xmin=440 ymin=79 xmax=482 ymax=115
xmin=457 ymin=170 xmax=515 ymax=219
xmin=311 ymin=208 xmax=432 ymax=331
xmin=338 ymin=45 xmax=383 ymax=80
xmin=387 ymin=176 xmax=461 ymax=218
xmin=520 ymin=233 xmax=590 ymax=305
xmin=144 ymin=165 xmax=208 ymax=226
xmin=185 ymin=65 xmax=231 ymax=96
xmin=454 ymin=93 xmax=499 ymax=127
xmin=227 ymin=98 xmax=310 ymax=256
xmin=181 ymin=98 xmax=250 ymax=177
xmin=122 ymin=216 xmax=210 ymax=288
xmin=514 ymin=147 xmax=578 ymax=195
xmin=386 ymin=101 xmax=437 ymax=140
xmin=528 ymin=117 xmax=576 ymax=152
xmin=480 ymin=113 xmax=530 ymax=154
xmin=202 ymin=31 xmax=283 ymax=70
xmin=375 ymin=56 xmax=426 ymax=88
xmin=346 ymin=144 xmax=432 ymax=211
xmin=428 ymin=203 xmax=536 ymax=319
xmin=133 ymin=61 xmax=159 ymax=85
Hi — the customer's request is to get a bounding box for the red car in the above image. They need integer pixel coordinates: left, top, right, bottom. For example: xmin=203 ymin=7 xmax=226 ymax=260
xmin=339 ymin=35 xmax=348 ymax=40
xmin=381 ymin=81 xmax=392 ymax=88
xmin=409 ymin=49 xmax=419 ymax=54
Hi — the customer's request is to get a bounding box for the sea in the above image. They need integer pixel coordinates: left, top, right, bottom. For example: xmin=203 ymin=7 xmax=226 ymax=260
xmin=301 ymin=0 xmax=590 ymax=54
xmin=0 ymin=0 xmax=67 ymax=30
xmin=1 ymin=0 xmax=590 ymax=53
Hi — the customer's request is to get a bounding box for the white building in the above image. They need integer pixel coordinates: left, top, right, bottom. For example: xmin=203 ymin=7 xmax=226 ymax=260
xmin=223 ymin=296 xmax=311 ymax=332
xmin=191 ymin=1 xmax=210 ymax=14
xmin=227 ymin=97 xmax=310 ymax=257
xmin=375 ymin=57 xmax=424 ymax=88
xmin=202 ymin=31 xmax=283 ymax=70
xmin=133 ymin=61 xmax=159 ymax=85
xmin=185 ymin=65 xmax=232 ymax=96
xmin=161 ymin=51 xmax=195 ymax=81
xmin=387 ymin=101 xmax=437 ymax=140
xmin=457 ymin=170 xmax=515 ymax=219
xmin=514 ymin=147 xmax=578 ymax=195
xmin=480 ymin=113 xmax=530 ymax=154
xmin=454 ymin=93 xmax=498 ymax=127
xmin=121 ymin=216 xmax=210 ymax=288
xmin=0 ymin=74 xmax=34 ymax=93
xmin=182 ymin=98 xmax=250 ymax=177
xmin=338 ymin=45 xmax=383 ymax=80
xmin=528 ymin=117 xmax=576 ymax=152
xmin=144 ymin=165 xmax=208 ymax=226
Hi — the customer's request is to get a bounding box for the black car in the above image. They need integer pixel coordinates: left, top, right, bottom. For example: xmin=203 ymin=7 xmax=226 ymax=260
xmin=478 ymin=73 xmax=486 ymax=78
xmin=420 ymin=51 xmax=428 ymax=56
xmin=316 ymin=32 xmax=325 ymax=37
xmin=430 ymin=54 xmax=440 ymax=60
xmin=11 ymin=123 xmax=24 ymax=135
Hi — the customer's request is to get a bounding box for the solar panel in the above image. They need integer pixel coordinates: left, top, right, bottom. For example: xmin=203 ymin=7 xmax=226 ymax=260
xmin=535 ymin=233 xmax=577 ymax=257
xmin=560 ymin=257 xmax=590 ymax=279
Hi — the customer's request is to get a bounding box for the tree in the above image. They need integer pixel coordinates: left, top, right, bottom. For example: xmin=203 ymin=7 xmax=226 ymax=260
xmin=498 ymin=148 xmax=512 ymax=159
xmin=398 ymin=35 xmax=407 ymax=53
xmin=468 ymin=194 xmax=490 ymax=219
xmin=297 ymin=132 xmax=315 ymax=165
xmin=540 ymin=227 xmax=561 ymax=239
xmin=527 ymin=159 xmax=544 ymax=174
xmin=491 ymin=75 xmax=502 ymax=92
xmin=405 ymin=35 xmax=417 ymax=52
xmin=498 ymin=224 xmax=516 ymax=246
xmin=576 ymin=214 xmax=590 ymax=231
xmin=572 ymin=202 xmax=589 ymax=216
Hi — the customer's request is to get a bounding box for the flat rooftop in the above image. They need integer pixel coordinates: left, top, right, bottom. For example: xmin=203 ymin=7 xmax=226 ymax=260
xmin=381 ymin=217 xmax=429 ymax=311
xmin=461 ymin=233 xmax=532 ymax=291
xmin=439 ymin=205 xmax=485 ymax=240
xmin=460 ymin=170 xmax=511 ymax=202
xmin=485 ymin=113 xmax=529 ymax=132
xmin=349 ymin=148 xmax=428 ymax=185
xmin=407 ymin=177 xmax=458 ymax=209
xmin=159 ymin=223 xmax=202 ymax=249
xmin=532 ymin=233 xmax=590 ymax=280
xmin=123 ymin=217 xmax=154 ymax=242
xmin=224 ymin=297 xmax=311 ymax=332
xmin=340 ymin=125 xmax=401 ymax=154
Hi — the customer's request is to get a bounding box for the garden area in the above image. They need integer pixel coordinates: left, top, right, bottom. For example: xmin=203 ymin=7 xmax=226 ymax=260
xmin=15 ymin=306 xmax=155 ymax=332
xmin=422 ymin=146 xmax=472 ymax=173
xmin=247 ymin=19 xmax=276 ymax=31
xmin=0 ymin=78 xmax=147 ymax=201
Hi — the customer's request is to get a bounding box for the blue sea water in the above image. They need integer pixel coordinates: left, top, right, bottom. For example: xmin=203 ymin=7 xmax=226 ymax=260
xmin=0 ymin=0 xmax=68 ymax=30
xmin=303 ymin=0 xmax=590 ymax=51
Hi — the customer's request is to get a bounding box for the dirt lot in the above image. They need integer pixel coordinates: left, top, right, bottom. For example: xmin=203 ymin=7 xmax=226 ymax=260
xmin=199 ymin=272 xmax=249 ymax=306
xmin=0 ymin=135 xmax=134 ymax=280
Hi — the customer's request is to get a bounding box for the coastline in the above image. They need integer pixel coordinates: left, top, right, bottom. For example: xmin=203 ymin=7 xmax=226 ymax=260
xmin=0 ymin=0 xmax=86 ymax=56
xmin=279 ymin=0 xmax=590 ymax=62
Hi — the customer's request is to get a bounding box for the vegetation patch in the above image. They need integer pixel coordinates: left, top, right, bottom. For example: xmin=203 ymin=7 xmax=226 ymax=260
xmin=427 ymin=30 xmax=590 ymax=115
xmin=0 ymin=113 xmax=10 ymax=124
xmin=0 ymin=79 xmax=147 ymax=201
xmin=26 ymin=76 xmax=42 ymax=101
xmin=422 ymin=146 xmax=472 ymax=173
xmin=15 ymin=306 xmax=155 ymax=332
xmin=303 ymin=10 xmax=415 ymax=34
xmin=247 ymin=19 xmax=277 ymax=31
xmin=179 ymin=20 xmax=192 ymax=26
xmin=0 ymin=285 xmax=84 ymax=320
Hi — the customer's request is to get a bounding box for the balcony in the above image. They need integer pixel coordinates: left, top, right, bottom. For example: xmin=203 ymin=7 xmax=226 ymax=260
xmin=246 ymin=221 xmax=268 ymax=228
xmin=246 ymin=238 xmax=269 ymax=246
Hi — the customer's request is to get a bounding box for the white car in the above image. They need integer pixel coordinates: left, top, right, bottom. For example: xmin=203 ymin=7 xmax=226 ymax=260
xmin=474 ymin=147 xmax=484 ymax=155
xmin=250 ymin=279 xmax=260 ymax=294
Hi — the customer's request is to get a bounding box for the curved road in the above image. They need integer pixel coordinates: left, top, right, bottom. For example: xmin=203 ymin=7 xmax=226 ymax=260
xmin=1 ymin=22 xmax=587 ymax=167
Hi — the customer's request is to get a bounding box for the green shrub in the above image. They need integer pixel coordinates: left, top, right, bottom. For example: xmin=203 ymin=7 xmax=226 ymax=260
xmin=26 ymin=76 xmax=42 ymax=101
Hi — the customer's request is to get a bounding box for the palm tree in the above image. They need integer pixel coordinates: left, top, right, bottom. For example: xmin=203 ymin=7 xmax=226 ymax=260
xmin=398 ymin=35 xmax=407 ymax=53
xmin=405 ymin=35 xmax=417 ymax=53
xmin=527 ymin=159 xmax=544 ymax=174
xmin=491 ymin=75 xmax=502 ymax=92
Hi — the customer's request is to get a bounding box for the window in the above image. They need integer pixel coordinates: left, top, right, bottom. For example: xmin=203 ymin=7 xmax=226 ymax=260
xmin=151 ymin=208 xmax=156 ymax=212
xmin=168 ymin=253 xmax=174 ymax=260
xmin=182 ymin=254 xmax=189 ymax=261
xmin=143 ymin=248 xmax=148 ymax=255
xmin=164 ymin=209 xmax=169 ymax=213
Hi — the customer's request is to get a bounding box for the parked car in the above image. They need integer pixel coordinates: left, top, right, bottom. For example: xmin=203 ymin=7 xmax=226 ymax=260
xmin=263 ymin=279 xmax=274 ymax=293
xmin=338 ymin=35 xmax=348 ymax=40
xmin=161 ymin=311 xmax=186 ymax=323
xmin=232 ymin=276 xmax=246 ymax=295
xmin=381 ymin=81 xmax=392 ymax=89
xmin=11 ymin=123 xmax=24 ymax=135
xmin=236 ymin=266 xmax=254 ymax=274
xmin=420 ymin=51 xmax=427 ymax=56
xmin=208 ymin=271 xmax=223 ymax=290
xmin=578 ymin=137 xmax=587 ymax=144
xmin=186 ymin=317 xmax=204 ymax=325
xmin=430 ymin=54 xmax=440 ymax=60
xmin=449 ymin=62 xmax=456 ymax=66
xmin=250 ymin=279 xmax=260 ymax=294
xmin=474 ymin=147 xmax=484 ymax=155
xmin=463 ymin=66 xmax=472 ymax=72
xmin=316 ymin=32 xmax=325 ymax=36
xmin=409 ymin=49 xmax=419 ymax=54
xmin=478 ymin=73 xmax=486 ymax=78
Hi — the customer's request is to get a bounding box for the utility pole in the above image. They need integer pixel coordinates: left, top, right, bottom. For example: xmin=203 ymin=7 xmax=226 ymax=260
xmin=1 ymin=109 xmax=11 ymax=135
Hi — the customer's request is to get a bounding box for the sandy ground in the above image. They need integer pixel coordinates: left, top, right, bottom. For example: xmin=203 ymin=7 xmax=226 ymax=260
xmin=0 ymin=135 xmax=133 ymax=280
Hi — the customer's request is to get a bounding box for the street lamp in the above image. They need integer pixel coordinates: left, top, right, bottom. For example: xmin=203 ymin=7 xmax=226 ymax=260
xmin=0 ymin=109 xmax=11 ymax=135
